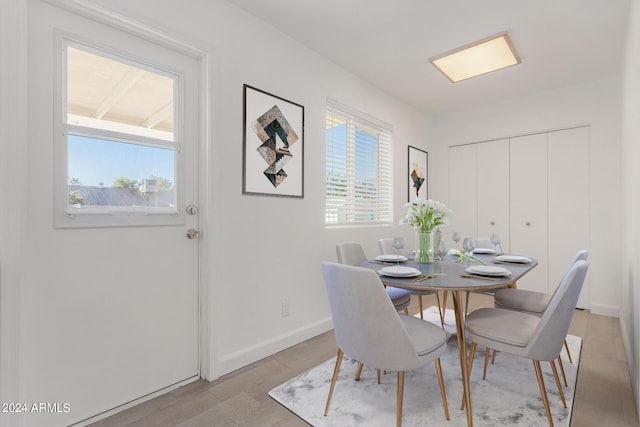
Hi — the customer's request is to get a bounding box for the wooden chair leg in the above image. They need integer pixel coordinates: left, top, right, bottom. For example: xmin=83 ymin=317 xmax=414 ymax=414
xmin=396 ymin=371 xmax=405 ymax=427
xmin=483 ymin=347 xmax=490 ymax=380
xmin=557 ymin=355 xmax=568 ymax=387
xmin=434 ymin=358 xmax=450 ymax=420
xmin=418 ymin=295 xmax=424 ymax=319
xmin=404 ymin=308 xmax=409 ymax=315
xmin=325 ymin=349 xmax=343 ymax=416
xmin=533 ymin=360 xmax=554 ymax=427
xmin=483 ymin=348 xmax=498 ymax=379
xmin=564 ymin=339 xmax=573 ymax=363
xmin=354 ymin=362 xmax=364 ymax=381
xmin=550 ymin=360 xmax=567 ymax=408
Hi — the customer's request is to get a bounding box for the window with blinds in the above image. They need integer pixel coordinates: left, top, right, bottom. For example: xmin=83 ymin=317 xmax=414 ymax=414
xmin=325 ymin=100 xmax=392 ymax=226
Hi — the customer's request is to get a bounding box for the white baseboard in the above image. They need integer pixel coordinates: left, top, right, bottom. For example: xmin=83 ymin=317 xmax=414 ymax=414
xmin=619 ymin=314 xmax=640 ymax=423
xmin=69 ymin=376 xmax=200 ymax=426
xmin=589 ymin=302 xmax=620 ymax=318
xmin=211 ymin=317 xmax=334 ymax=379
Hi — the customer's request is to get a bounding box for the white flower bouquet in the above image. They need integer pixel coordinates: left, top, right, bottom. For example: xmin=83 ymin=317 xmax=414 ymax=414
xmin=400 ymin=198 xmax=451 ymax=263
xmin=400 ymin=198 xmax=451 ymax=233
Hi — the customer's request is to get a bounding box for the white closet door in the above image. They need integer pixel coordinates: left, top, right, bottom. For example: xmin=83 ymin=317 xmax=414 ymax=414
xmin=448 ymin=144 xmax=477 ymax=246
xmin=548 ymin=127 xmax=590 ymax=308
xmin=510 ymin=133 xmax=548 ymax=293
xmin=477 ymin=139 xmax=510 ymax=252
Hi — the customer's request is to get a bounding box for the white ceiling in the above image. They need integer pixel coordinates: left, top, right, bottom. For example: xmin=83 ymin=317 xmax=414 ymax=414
xmin=226 ymin=0 xmax=630 ymax=115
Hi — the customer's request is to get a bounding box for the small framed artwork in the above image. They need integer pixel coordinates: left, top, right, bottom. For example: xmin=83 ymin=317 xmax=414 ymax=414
xmin=408 ymin=146 xmax=428 ymax=201
xmin=243 ymin=84 xmax=305 ymax=198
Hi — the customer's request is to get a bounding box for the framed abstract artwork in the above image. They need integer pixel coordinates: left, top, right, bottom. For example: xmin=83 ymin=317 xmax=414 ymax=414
xmin=243 ymin=84 xmax=305 ymax=198
xmin=408 ymin=146 xmax=428 ymax=201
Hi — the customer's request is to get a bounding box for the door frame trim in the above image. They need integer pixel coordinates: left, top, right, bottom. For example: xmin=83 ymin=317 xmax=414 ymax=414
xmin=42 ymin=0 xmax=213 ymax=379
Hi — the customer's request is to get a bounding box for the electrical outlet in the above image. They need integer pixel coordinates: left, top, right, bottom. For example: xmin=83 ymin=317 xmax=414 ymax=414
xmin=281 ymin=300 xmax=290 ymax=317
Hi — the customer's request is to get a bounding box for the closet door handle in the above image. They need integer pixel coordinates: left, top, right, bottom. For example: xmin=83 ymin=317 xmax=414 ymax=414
xmin=490 ymin=221 xmax=495 ymax=226
xmin=525 ymin=221 xmax=532 ymax=227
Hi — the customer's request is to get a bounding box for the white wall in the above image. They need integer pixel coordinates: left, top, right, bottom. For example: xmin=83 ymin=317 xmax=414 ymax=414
xmin=621 ymin=0 xmax=640 ymax=414
xmin=430 ymin=77 xmax=622 ymax=317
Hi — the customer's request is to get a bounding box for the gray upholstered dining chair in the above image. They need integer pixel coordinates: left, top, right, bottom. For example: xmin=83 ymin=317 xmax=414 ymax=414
xmin=471 ymin=237 xmax=496 ymax=251
xmin=321 ymin=261 xmax=449 ymax=427
xmin=494 ymin=250 xmax=588 ymax=317
xmin=462 ymin=236 xmax=509 ymax=318
xmin=336 ymin=242 xmax=411 ymax=314
xmin=492 ymin=249 xmax=589 ymax=377
xmin=464 ymin=260 xmax=588 ymax=427
xmin=378 ymin=238 xmax=444 ymax=324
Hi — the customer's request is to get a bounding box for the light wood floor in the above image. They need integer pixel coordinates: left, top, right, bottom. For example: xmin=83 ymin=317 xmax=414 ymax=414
xmin=91 ymin=294 xmax=639 ymax=426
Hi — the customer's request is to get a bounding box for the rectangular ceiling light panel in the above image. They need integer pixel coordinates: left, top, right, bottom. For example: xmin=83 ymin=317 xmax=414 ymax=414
xmin=430 ymin=32 xmax=520 ymax=83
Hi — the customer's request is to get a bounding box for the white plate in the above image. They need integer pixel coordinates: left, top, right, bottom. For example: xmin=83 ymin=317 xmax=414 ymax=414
xmin=465 ymin=265 xmax=511 ymax=277
xmin=494 ymin=255 xmax=532 ymax=263
xmin=378 ymin=266 xmax=421 ymax=278
xmin=473 ymin=248 xmax=495 ymax=254
xmin=375 ymin=254 xmax=408 ymax=262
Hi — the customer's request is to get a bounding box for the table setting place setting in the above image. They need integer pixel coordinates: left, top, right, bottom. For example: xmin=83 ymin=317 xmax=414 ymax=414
xmin=451 ymin=249 xmax=534 ymax=280
xmin=375 ymin=265 xmax=444 ymax=282
xmin=370 ymin=254 xmax=409 ymax=265
xmin=371 ymin=248 xmax=534 ymax=283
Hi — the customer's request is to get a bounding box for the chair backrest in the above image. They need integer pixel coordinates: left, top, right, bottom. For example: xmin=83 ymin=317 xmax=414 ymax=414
xmin=525 ymin=260 xmax=589 ymax=361
xmin=547 ymin=249 xmax=589 ymax=302
xmin=336 ymin=242 xmax=368 ymax=265
xmin=472 ymin=237 xmax=495 ymax=250
xmin=564 ymin=249 xmax=588 ymax=280
xmin=378 ymin=238 xmax=394 ymax=255
xmin=321 ymin=262 xmax=421 ymax=371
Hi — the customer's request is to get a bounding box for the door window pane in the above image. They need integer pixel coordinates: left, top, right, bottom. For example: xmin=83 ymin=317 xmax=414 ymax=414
xmin=63 ymin=39 xmax=180 ymax=215
xmin=67 ymin=135 xmax=175 ymax=212
xmin=67 ymin=46 xmax=175 ymax=141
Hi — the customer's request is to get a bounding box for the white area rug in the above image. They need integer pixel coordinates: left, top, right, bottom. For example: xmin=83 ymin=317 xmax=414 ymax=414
xmin=269 ymin=307 xmax=581 ymax=426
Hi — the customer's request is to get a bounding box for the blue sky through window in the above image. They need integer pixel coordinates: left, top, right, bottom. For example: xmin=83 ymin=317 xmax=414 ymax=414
xmin=68 ymin=135 xmax=175 ymax=187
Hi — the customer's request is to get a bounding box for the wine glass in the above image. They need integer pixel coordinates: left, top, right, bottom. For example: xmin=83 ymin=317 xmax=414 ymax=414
xmin=462 ymin=237 xmax=475 ymax=266
xmin=452 ymin=231 xmax=460 ymax=249
xmin=392 ymin=237 xmax=404 ymax=265
xmin=490 ymin=234 xmax=502 ymax=254
xmin=435 ymin=239 xmax=448 ymax=261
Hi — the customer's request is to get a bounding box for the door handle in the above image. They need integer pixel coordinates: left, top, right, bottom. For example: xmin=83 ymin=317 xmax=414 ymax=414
xmin=186 ymin=229 xmax=200 ymax=239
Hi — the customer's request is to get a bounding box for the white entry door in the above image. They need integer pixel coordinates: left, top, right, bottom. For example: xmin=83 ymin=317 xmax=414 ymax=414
xmin=25 ymin=2 xmax=201 ymax=425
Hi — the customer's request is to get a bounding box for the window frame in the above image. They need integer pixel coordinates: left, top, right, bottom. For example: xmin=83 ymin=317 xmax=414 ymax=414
xmin=325 ymin=99 xmax=393 ymax=227
xmin=54 ymin=32 xmax=186 ymax=228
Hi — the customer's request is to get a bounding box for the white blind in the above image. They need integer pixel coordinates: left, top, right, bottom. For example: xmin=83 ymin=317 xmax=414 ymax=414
xmin=325 ymin=99 xmax=392 ymax=226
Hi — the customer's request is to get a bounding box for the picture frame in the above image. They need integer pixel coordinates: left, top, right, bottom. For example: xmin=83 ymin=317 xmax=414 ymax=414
xmin=243 ymin=84 xmax=305 ymax=198
xmin=408 ymin=145 xmax=428 ymax=201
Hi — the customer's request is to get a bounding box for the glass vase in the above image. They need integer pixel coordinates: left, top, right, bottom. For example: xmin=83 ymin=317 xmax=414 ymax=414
xmin=416 ymin=230 xmax=434 ymax=263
